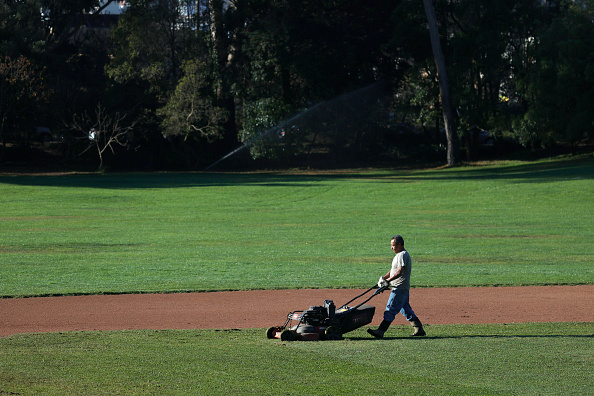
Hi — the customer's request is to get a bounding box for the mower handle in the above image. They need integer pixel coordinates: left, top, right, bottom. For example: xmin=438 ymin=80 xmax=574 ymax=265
xmin=339 ymin=284 xmax=390 ymax=309
xmin=374 ymin=284 xmax=390 ymax=294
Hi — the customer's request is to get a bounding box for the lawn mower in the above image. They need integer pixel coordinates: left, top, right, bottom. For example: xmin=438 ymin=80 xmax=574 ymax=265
xmin=266 ymin=284 xmax=390 ymax=341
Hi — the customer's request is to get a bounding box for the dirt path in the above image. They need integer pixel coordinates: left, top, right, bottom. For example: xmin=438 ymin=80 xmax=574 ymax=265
xmin=1 ymin=285 xmax=592 ymax=337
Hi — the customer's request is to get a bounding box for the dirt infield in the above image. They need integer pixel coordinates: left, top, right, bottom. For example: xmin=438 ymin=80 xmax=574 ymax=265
xmin=1 ymin=285 xmax=592 ymax=337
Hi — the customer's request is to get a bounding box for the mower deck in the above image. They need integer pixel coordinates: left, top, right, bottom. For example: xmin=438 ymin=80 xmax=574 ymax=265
xmin=267 ymin=285 xmax=388 ymax=341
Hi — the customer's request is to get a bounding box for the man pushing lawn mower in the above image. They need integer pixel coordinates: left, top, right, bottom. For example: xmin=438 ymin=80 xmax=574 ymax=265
xmin=368 ymin=235 xmax=426 ymax=338
xmin=266 ymin=234 xmax=423 ymax=341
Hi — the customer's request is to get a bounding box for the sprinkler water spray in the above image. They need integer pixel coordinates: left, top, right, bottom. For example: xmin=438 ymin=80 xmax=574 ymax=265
xmin=205 ymin=81 xmax=389 ymax=171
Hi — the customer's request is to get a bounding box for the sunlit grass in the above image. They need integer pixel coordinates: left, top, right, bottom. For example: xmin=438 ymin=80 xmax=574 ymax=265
xmin=0 ymin=322 xmax=591 ymax=395
xmin=0 ymin=155 xmax=592 ymax=296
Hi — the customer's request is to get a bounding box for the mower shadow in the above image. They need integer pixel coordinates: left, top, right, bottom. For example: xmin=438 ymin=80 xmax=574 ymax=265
xmin=345 ymin=336 xmax=428 ymax=341
xmin=345 ymin=334 xmax=593 ymax=341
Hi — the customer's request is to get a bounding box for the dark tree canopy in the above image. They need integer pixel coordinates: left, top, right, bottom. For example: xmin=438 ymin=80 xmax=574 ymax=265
xmin=1 ymin=0 xmax=591 ymax=170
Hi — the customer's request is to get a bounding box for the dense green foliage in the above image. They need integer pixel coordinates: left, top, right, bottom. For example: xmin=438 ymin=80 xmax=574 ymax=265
xmin=0 ymin=0 xmax=592 ymax=170
xmin=0 ymin=323 xmax=592 ymax=394
xmin=517 ymin=1 xmax=594 ymax=149
xmin=0 ymin=156 xmax=592 ymax=297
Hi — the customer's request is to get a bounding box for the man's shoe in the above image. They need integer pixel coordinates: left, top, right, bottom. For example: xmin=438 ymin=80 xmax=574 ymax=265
xmin=410 ymin=319 xmax=426 ymax=337
xmin=410 ymin=326 xmax=426 ymax=336
xmin=367 ymin=320 xmax=391 ymax=338
xmin=367 ymin=328 xmax=385 ymax=338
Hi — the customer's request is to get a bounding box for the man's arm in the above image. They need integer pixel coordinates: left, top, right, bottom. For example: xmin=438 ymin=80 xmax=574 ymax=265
xmin=384 ymin=266 xmax=403 ymax=283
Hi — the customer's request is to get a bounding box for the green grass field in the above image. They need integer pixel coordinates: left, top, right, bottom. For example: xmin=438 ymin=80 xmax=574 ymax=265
xmin=1 ymin=155 xmax=593 ymax=297
xmin=1 ymin=155 xmax=593 ymax=394
xmin=0 ymin=323 xmax=592 ymax=395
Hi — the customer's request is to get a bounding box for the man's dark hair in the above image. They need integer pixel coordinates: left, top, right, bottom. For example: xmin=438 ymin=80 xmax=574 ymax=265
xmin=392 ymin=235 xmax=405 ymax=246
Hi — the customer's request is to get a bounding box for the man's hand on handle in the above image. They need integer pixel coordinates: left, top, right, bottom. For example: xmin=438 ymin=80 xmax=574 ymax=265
xmin=377 ymin=276 xmax=388 ymax=288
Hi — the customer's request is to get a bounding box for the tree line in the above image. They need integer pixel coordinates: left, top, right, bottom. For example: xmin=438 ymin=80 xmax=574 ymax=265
xmin=1 ymin=0 xmax=592 ymax=170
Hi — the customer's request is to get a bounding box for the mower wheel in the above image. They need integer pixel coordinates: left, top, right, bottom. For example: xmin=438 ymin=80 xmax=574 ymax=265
xmin=280 ymin=330 xmax=297 ymax=342
xmin=325 ymin=326 xmax=342 ymax=341
xmin=266 ymin=327 xmax=278 ymax=339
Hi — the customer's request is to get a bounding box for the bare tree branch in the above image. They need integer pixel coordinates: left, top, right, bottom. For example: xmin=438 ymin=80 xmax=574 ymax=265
xmin=69 ymin=103 xmax=136 ymax=170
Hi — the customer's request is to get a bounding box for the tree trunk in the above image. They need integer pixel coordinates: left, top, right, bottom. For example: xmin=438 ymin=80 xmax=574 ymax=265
xmin=209 ymin=0 xmax=226 ymax=99
xmin=209 ymin=0 xmax=237 ymax=152
xmin=422 ymin=0 xmax=460 ymax=166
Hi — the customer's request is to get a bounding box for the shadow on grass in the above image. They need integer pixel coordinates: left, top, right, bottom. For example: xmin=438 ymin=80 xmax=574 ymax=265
xmin=0 ymin=155 xmax=592 ymax=189
xmin=415 ymin=156 xmax=594 ymax=183
xmin=345 ymin=334 xmax=594 ymax=341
